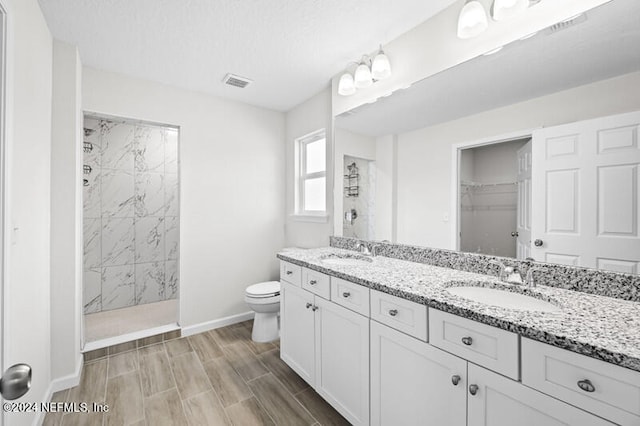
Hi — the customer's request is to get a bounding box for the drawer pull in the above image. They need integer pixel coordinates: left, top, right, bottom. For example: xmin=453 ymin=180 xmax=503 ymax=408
xmin=286 ymin=271 xmax=293 ymax=275
xmin=306 ymin=303 xmax=312 ymax=309
xmin=451 ymin=375 xmax=461 ymax=386
xmin=469 ymin=384 xmax=479 ymax=396
xmin=388 ymin=309 xmax=398 ymax=317
xmin=461 ymin=336 xmax=473 ymax=346
xmin=577 ymin=379 xmax=595 ymax=393
xmin=309 ymin=280 xmax=317 ymax=285
xmin=343 ymin=292 xmax=351 ymax=298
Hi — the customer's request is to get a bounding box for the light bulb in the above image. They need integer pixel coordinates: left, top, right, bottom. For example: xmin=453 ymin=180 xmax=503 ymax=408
xmin=338 ymin=72 xmax=356 ymax=96
xmin=371 ymin=51 xmax=391 ymax=80
xmin=492 ymin=0 xmax=528 ymax=21
xmin=457 ymin=0 xmax=488 ymax=39
xmin=354 ymin=63 xmax=373 ymax=88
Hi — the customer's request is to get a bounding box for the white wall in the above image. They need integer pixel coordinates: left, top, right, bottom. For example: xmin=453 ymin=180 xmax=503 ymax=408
xmin=2 ymin=0 xmax=53 ymax=423
xmin=50 ymin=40 xmax=83 ymax=384
xmin=375 ymin=135 xmax=396 ymax=242
xmin=396 ymin=71 xmax=640 ymax=249
xmin=83 ymin=68 xmax=286 ymax=329
xmin=284 ymin=88 xmax=333 ymax=248
xmin=332 ymin=0 xmax=611 ymax=115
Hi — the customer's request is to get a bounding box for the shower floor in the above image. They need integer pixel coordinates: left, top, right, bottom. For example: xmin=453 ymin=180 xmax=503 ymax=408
xmin=84 ymin=299 xmax=178 ymax=344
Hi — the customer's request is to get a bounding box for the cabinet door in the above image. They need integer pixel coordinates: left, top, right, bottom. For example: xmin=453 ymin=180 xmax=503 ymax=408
xmin=280 ymin=282 xmax=316 ymax=387
xmin=467 ymin=364 xmax=615 ymax=426
xmin=370 ymin=321 xmax=466 ymax=426
xmin=315 ymin=297 xmax=370 ymax=426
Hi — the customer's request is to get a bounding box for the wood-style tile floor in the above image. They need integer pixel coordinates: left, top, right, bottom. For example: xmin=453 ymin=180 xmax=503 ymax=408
xmin=45 ymin=320 xmax=350 ymax=426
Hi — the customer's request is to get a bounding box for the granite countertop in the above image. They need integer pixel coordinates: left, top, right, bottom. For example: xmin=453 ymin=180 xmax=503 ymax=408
xmin=277 ymin=247 xmax=640 ymax=372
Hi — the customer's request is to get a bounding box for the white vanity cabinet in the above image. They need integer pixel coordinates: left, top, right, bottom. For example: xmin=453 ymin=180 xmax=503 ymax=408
xmin=370 ymin=320 xmax=467 ymax=426
xmin=280 ymin=265 xmax=370 ymax=426
xmin=468 ymin=363 xmax=614 ymax=426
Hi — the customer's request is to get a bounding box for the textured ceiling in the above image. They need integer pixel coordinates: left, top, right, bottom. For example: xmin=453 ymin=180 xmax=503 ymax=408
xmin=38 ymin=0 xmax=457 ymax=111
xmin=336 ymin=0 xmax=640 ymax=136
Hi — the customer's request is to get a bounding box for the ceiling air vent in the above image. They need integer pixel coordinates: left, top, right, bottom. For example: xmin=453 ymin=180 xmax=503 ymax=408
xmin=545 ymin=13 xmax=587 ymax=35
xmin=222 ymin=73 xmax=253 ymax=88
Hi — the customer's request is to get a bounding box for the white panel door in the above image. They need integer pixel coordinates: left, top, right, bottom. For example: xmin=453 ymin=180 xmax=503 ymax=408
xmin=531 ymin=111 xmax=640 ymax=269
xmin=280 ymin=282 xmax=316 ymax=386
xmin=467 ymin=364 xmax=614 ymax=426
xmin=315 ymin=297 xmax=369 ymax=426
xmin=370 ymin=321 xmax=466 ymax=426
xmin=516 ymin=141 xmax=532 ymax=260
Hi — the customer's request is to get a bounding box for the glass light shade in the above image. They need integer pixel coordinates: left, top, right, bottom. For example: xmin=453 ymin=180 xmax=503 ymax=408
xmin=354 ymin=63 xmax=373 ymax=88
xmin=457 ymin=0 xmax=489 ymax=39
xmin=371 ymin=51 xmax=391 ymax=80
xmin=338 ymin=72 xmax=356 ymax=96
xmin=492 ymin=0 xmax=528 ymax=21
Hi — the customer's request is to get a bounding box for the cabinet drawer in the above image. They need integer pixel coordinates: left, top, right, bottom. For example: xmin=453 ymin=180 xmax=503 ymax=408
xmin=370 ymin=290 xmax=427 ymax=341
xmin=280 ymin=261 xmax=302 ymax=286
xmin=331 ymin=278 xmax=370 ymax=317
xmin=429 ymin=309 xmax=519 ymax=380
xmin=522 ymin=338 xmax=640 ymax=426
xmin=302 ymin=268 xmax=330 ymax=299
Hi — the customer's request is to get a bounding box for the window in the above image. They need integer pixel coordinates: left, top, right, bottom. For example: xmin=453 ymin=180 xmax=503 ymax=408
xmin=296 ymin=130 xmax=327 ymax=217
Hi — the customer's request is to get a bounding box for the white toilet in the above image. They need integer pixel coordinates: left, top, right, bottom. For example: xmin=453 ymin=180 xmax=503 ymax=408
xmin=245 ymin=281 xmax=281 ymax=343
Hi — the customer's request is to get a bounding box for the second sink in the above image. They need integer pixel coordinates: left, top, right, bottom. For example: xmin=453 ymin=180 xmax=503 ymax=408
xmin=446 ymin=285 xmax=561 ymax=313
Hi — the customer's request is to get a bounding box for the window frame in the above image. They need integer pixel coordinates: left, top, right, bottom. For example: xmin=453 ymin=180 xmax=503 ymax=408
xmin=295 ymin=129 xmax=327 ymax=219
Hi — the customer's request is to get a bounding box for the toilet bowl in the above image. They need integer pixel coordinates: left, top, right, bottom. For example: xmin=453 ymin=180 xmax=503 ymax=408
xmin=245 ymin=281 xmax=280 ymax=343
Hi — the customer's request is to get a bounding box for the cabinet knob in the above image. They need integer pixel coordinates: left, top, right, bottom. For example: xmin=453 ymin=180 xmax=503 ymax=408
xmin=306 ymin=303 xmax=312 ymax=309
xmin=286 ymin=271 xmax=293 ymax=275
xmin=312 ymin=305 xmax=318 ymax=312
xmin=511 ymin=231 xmax=519 ymax=237
xmin=534 ymin=239 xmax=544 ymax=247
xmin=309 ymin=280 xmax=317 ymax=285
xmin=469 ymin=384 xmax=479 ymax=396
xmin=451 ymin=375 xmax=461 ymax=386
xmin=388 ymin=309 xmax=398 ymax=317
xmin=461 ymin=336 xmax=473 ymax=346
xmin=577 ymin=379 xmax=595 ymax=393
xmin=343 ymin=292 xmax=351 ymax=298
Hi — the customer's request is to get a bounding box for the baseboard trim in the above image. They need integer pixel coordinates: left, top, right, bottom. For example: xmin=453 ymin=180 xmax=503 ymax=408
xmin=34 ymin=356 xmax=83 ymax=425
xmin=181 ymin=311 xmax=254 ymax=337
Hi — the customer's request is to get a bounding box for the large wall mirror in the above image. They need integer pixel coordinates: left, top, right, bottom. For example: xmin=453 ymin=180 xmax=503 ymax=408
xmin=333 ymin=0 xmax=640 ymax=274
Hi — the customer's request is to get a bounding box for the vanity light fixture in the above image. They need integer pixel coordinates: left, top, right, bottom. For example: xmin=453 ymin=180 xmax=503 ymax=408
xmin=338 ymin=72 xmax=356 ymax=96
xmin=491 ymin=0 xmax=529 ymax=21
xmin=371 ymin=47 xmax=392 ymax=80
xmin=457 ymin=0 xmax=489 ymax=39
xmin=338 ymin=47 xmax=392 ymax=96
xmin=354 ymin=60 xmax=373 ymax=89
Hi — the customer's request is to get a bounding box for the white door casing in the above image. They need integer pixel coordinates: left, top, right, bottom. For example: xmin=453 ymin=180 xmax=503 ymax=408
xmin=531 ymin=111 xmax=640 ymax=271
xmin=516 ymin=141 xmax=532 ymax=260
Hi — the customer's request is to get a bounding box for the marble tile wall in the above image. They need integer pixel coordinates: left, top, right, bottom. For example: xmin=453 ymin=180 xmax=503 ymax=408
xmin=83 ymin=117 xmax=180 ymax=313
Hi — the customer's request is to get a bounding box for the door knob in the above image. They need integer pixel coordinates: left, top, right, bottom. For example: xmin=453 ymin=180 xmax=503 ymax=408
xmin=511 ymin=231 xmax=519 ymax=237
xmin=534 ymin=239 xmax=544 ymax=247
xmin=0 ymin=363 xmax=32 ymax=400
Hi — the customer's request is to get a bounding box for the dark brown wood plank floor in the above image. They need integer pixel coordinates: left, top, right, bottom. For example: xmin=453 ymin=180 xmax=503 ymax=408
xmin=44 ymin=320 xmax=350 ymax=425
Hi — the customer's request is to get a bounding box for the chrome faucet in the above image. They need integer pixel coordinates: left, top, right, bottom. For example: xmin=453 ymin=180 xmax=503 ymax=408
xmin=357 ymin=243 xmax=371 ymax=255
xmin=370 ymin=243 xmax=382 ymax=257
xmin=525 ymin=267 xmax=543 ymax=288
xmin=488 ymin=260 xmax=507 ymax=281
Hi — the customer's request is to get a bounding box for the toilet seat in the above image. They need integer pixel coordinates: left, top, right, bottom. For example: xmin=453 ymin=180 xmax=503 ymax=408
xmin=245 ymin=281 xmax=280 ymax=298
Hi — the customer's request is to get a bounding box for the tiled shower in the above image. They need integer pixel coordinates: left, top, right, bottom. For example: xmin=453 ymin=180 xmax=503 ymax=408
xmin=82 ymin=115 xmax=179 ymax=340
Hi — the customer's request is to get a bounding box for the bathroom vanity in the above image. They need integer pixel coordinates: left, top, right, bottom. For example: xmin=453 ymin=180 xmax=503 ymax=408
xmin=277 ymin=244 xmax=640 ymax=426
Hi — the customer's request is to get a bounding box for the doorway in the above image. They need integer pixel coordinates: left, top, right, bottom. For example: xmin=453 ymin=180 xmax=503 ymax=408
xmin=456 ymin=137 xmax=530 ymax=258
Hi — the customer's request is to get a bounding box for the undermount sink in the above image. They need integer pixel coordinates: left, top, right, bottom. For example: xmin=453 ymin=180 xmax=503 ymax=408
xmin=320 ymin=255 xmax=373 ymax=267
xmin=446 ymin=285 xmax=561 ymax=313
